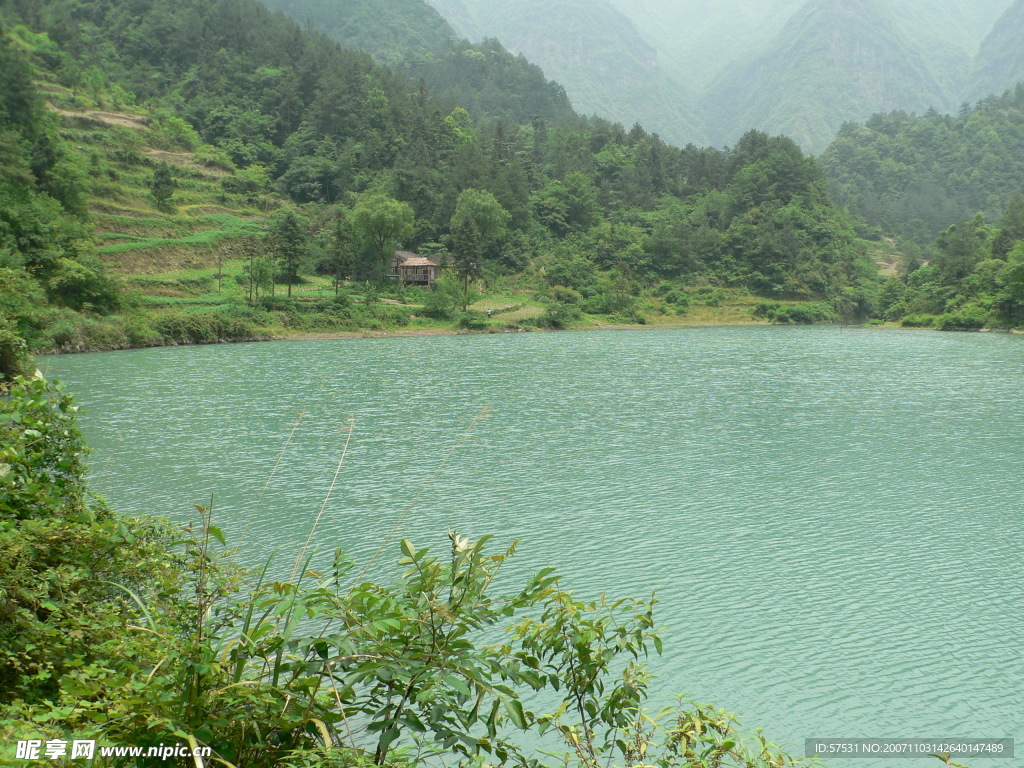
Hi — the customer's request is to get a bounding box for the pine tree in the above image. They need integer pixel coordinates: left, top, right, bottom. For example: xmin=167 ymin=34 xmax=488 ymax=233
xmin=449 ymin=216 xmax=482 ymax=310
xmin=150 ymin=161 xmax=175 ymax=209
xmin=269 ymin=210 xmax=308 ymax=298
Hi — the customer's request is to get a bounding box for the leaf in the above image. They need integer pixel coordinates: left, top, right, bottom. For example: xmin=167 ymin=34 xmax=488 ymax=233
xmin=377 ymin=727 xmax=401 ymax=754
xmin=400 ymin=538 xmax=415 ymax=559
xmin=446 ymin=675 xmax=472 ymax=698
xmin=207 ymin=525 xmax=225 ymax=545
xmin=249 ymin=622 xmax=274 ymax=641
xmin=653 ymin=635 xmax=663 ymax=655
xmin=401 ymin=711 xmax=427 ymax=733
xmin=503 ymin=698 xmax=528 ymax=730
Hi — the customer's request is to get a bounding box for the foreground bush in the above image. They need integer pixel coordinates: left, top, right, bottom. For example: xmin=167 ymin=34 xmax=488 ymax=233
xmin=0 ymin=378 xmax=178 ymax=713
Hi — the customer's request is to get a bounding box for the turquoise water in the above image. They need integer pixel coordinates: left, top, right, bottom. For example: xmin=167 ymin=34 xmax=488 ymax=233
xmin=44 ymin=327 xmax=1024 ymax=764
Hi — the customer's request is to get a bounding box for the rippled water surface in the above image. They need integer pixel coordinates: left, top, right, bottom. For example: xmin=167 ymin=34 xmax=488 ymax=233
xmin=45 ymin=327 xmax=1024 ymax=762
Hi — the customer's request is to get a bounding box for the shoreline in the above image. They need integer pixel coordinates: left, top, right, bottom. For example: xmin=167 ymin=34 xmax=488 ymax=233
xmin=33 ymin=319 xmax=1024 ymax=357
xmin=32 ymin=317 xmax=776 ymax=356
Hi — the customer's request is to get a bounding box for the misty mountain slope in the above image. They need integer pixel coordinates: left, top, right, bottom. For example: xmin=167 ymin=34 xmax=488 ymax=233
xmin=604 ymin=0 xmax=805 ymax=90
xmin=887 ymin=0 xmax=1011 ymax=53
xmin=881 ymin=0 xmax=1012 ymax=98
xmin=883 ymin=0 xmax=975 ymax=96
xmin=424 ymin=0 xmax=479 ymax=39
xmin=702 ymin=0 xmax=953 ymax=152
xmin=945 ymin=0 xmax=1016 ymax=48
xmin=971 ymin=0 xmax=1024 ymax=100
xmin=590 ymin=0 xmax=1008 ymax=103
xmin=425 ymin=0 xmax=1012 ymax=153
xmin=426 ymin=0 xmax=708 ymax=145
xmin=258 ymin=0 xmax=457 ymax=65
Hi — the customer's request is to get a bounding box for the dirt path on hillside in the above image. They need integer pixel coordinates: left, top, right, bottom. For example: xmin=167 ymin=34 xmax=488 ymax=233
xmin=49 ymin=105 xmax=150 ymax=130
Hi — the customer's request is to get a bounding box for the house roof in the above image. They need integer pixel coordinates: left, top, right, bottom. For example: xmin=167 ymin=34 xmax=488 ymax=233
xmin=397 ymin=254 xmax=440 ymax=268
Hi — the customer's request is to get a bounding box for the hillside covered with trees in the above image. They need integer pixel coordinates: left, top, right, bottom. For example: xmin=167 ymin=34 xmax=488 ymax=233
xmin=0 ymin=0 xmax=885 ymax=367
xmin=259 ymin=0 xmax=582 ymax=130
xmin=822 ymin=84 xmax=1024 ymax=244
xmin=0 ymin=21 xmax=121 ymax=378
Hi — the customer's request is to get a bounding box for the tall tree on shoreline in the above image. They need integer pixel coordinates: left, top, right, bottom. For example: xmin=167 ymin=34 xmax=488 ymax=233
xmin=352 ymin=193 xmax=414 ymax=279
xmin=269 ymin=210 xmax=308 ymax=298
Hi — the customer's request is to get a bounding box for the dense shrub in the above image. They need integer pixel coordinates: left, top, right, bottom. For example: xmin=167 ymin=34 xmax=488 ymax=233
xmin=152 ymin=311 xmax=259 ymax=343
xmin=935 ymin=311 xmax=988 ymax=331
xmin=535 ymin=301 xmax=583 ymax=329
xmin=547 ymin=285 xmax=582 ymax=305
xmin=0 ymin=318 xmax=33 ymax=382
xmin=0 ymin=379 xmax=177 ymax=710
xmin=753 ymin=301 xmax=837 ymax=324
xmin=456 ymin=310 xmax=488 ymax=330
xmin=662 ymin=289 xmax=691 ymax=311
xmin=900 ymin=314 xmax=937 ymax=328
xmin=612 ymin=307 xmax=647 ymax=324
xmin=122 ymin=313 xmax=163 ymax=346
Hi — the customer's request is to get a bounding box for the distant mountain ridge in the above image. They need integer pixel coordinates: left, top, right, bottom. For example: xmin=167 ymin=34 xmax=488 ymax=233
xmin=422 ymin=0 xmax=1018 ymax=151
xmin=702 ymin=0 xmax=954 ymax=150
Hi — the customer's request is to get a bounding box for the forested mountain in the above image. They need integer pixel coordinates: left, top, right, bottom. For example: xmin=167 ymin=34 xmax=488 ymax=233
xmin=402 ymin=38 xmax=580 ymax=130
xmin=0 ymin=0 xmax=881 ymax=362
xmin=821 ymin=85 xmax=1024 ymax=244
xmin=258 ymin=0 xmax=456 ymax=66
xmin=258 ymin=0 xmax=580 ymax=130
xmin=870 ymin=197 xmax=1024 ymax=330
xmin=971 ymin=0 xmax=1024 ymax=101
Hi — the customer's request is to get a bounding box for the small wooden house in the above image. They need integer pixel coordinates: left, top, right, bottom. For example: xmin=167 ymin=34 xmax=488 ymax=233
xmin=392 ymin=250 xmax=441 ymax=286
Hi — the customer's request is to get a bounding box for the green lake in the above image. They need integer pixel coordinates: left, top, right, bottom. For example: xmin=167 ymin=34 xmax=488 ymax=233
xmin=44 ymin=326 xmax=1023 ymax=763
